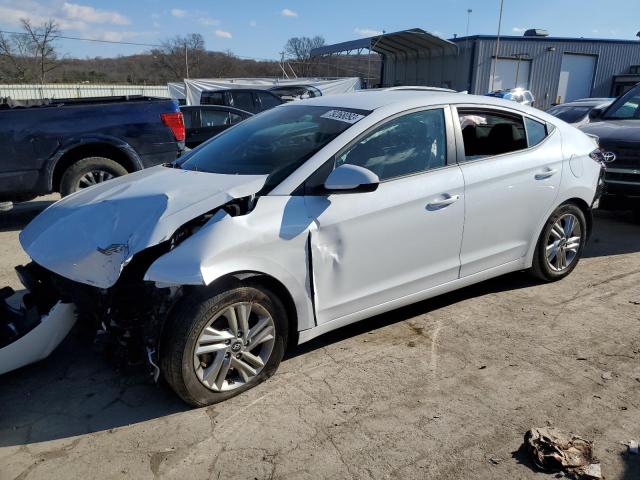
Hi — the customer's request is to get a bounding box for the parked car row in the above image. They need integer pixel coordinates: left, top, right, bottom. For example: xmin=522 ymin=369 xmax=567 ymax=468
xmin=0 ymin=86 xmax=328 ymax=205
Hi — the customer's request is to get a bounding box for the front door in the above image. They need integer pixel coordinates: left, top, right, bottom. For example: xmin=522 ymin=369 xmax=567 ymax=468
xmin=305 ymin=107 xmax=466 ymax=323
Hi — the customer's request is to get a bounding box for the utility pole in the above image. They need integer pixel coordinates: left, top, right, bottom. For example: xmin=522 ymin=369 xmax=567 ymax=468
xmin=185 ymin=44 xmax=189 ymax=79
xmin=490 ymin=0 xmax=504 ymax=92
xmin=366 ymin=30 xmax=385 ymax=88
xmin=466 ymin=9 xmax=472 ymax=37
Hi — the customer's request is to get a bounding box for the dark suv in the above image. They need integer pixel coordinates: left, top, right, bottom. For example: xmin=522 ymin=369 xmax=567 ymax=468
xmin=582 ymin=83 xmax=640 ymax=221
xmin=199 ymin=89 xmax=283 ymax=113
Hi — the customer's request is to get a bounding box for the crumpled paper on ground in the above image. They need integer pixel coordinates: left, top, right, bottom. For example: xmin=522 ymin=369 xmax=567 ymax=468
xmin=524 ymin=427 xmax=601 ymax=479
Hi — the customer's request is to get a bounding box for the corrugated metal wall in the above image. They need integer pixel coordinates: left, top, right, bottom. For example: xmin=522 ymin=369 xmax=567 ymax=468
xmin=470 ymin=38 xmax=640 ymax=110
xmin=0 ymin=84 xmax=169 ymax=100
xmin=381 ymin=50 xmax=471 ymax=90
xmin=380 ymin=37 xmax=640 ymax=110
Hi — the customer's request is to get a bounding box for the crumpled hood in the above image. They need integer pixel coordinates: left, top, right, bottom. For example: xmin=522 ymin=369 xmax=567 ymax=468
xmin=20 ymin=165 xmax=267 ymax=288
xmin=581 ymin=120 xmax=640 ymax=144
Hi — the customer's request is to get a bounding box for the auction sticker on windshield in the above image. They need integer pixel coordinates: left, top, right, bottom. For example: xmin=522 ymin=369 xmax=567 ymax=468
xmin=321 ymin=110 xmax=365 ymax=124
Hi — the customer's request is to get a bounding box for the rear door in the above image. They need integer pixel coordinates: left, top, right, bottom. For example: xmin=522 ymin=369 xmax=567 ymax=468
xmin=453 ymin=106 xmax=562 ymax=277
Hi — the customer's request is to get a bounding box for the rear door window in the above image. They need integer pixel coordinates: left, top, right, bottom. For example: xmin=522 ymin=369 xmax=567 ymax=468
xmin=200 ymin=109 xmax=230 ymax=127
xmin=181 ymin=109 xmax=197 ymax=128
xmin=255 ymin=91 xmax=281 ymax=111
xmin=229 ymin=112 xmax=247 ymax=124
xmin=229 ymin=92 xmax=255 ymax=112
xmin=458 ymin=110 xmax=528 ymax=160
xmin=201 ymin=91 xmax=224 ymax=106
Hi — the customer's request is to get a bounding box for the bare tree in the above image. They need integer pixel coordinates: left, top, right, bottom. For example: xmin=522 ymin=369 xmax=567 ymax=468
xmin=152 ymin=33 xmax=205 ymax=80
xmin=21 ymin=19 xmax=60 ymax=84
xmin=0 ymin=19 xmax=60 ymax=83
xmin=284 ymin=36 xmax=325 ymax=76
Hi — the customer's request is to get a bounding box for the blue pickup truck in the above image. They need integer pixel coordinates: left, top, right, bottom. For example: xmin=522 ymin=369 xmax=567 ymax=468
xmin=0 ymin=95 xmax=185 ymax=201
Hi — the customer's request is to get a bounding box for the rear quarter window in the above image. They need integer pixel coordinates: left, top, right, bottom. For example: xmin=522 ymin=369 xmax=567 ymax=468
xmin=524 ymin=117 xmax=547 ymax=147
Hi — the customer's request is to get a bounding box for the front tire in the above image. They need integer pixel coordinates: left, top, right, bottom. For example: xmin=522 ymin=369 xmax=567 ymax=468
xmin=59 ymin=157 xmax=128 ymax=197
xmin=530 ymin=203 xmax=587 ymax=282
xmin=161 ymin=285 xmax=288 ymax=407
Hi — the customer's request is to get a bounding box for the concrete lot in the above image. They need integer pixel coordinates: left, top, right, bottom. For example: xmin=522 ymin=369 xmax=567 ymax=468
xmin=0 ymin=199 xmax=639 ymax=480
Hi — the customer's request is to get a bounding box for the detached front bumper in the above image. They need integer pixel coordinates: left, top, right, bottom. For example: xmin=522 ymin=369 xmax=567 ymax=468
xmin=0 ymin=288 xmax=77 ymax=375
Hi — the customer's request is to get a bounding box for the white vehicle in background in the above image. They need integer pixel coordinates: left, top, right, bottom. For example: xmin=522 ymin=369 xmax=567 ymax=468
xmin=546 ymin=98 xmax=615 ymax=127
xmin=485 ymin=88 xmax=536 ymax=107
xmin=1 ymin=89 xmax=605 ymax=406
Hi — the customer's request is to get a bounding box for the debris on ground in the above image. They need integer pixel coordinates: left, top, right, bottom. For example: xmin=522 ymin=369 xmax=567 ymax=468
xmin=628 ymin=440 xmax=638 ymax=455
xmin=523 ymin=427 xmax=601 ymax=479
xmin=601 ymin=371 xmax=613 ymax=380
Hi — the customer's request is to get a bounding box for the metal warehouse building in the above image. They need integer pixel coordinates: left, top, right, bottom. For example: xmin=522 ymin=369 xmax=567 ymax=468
xmin=312 ymin=28 xmax=640 ymax=110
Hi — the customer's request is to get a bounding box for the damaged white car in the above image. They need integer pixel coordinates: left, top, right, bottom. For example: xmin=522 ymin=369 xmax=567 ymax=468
xmin=1 ymin=90 xmax=605 ymax=406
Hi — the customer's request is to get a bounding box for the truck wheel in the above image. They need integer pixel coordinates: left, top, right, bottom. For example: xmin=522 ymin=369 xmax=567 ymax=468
xmin=59 ymin=157 xmax=128 ymax=197
xmin=161 ymin=285 xmax=288 ymax=407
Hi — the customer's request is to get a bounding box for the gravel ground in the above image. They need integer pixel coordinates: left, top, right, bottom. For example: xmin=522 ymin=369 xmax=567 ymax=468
xmin=0 ymin=198 xmax=639 ymax=480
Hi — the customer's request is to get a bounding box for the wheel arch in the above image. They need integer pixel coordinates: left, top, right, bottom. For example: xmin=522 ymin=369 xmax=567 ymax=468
xmin=525 ymin=196 xmax=594 ymax=267
xmin=48 ymin=139 xmax=143 ymax=192
xmin=182 ymin=271 xmax=300 ymax=349
xmin=562 ymin=197 xmax=593 ymax=240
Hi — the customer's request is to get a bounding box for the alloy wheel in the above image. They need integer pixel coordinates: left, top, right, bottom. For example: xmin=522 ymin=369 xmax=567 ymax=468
xmin=77 ymin=170 xmax=115 ymax=189
xmin=545 ymin=213 xmax=582 ymax=272
xmin=193 ymin=302 xmax=276 ymax=392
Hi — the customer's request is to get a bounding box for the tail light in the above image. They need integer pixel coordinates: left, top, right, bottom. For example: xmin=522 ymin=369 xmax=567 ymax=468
xmin=161 ymin=112 xmax=185 ymax=142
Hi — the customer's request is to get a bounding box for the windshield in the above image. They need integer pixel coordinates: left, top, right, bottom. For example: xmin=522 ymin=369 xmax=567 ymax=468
xmin=546 ymin=105 xmax=591 ymax=123
xmin=180 ymin=105 xmax=370 ymax=191
xmin=604 ymin=86 xmax=640 ymax=119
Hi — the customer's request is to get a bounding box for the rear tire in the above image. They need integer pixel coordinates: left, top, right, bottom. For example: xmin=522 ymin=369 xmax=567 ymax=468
xmin=530 ymin=203 xmax=587 ymax=282
xmin=161 ymin=285 xmax=288 ymax=407
xmin=59 ymin=157 xmax=128 ymax=197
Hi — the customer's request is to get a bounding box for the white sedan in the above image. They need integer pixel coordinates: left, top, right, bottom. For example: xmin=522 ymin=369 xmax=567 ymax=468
xmin=4 ymin=89 xmax=605 ymax=406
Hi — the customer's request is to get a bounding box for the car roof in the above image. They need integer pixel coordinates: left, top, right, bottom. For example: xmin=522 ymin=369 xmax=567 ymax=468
xmin=180 ymin=105 xmax=252 ymax=115
xmin=284 ymin=89 xmax=538 ymax=114
xmin=556 ymin=98 xmax=614 ymax=107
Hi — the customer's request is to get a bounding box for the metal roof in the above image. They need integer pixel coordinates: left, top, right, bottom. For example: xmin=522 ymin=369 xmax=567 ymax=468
xmin=452 ymin=34 xmax=640 ymax=45
xmin=311 ymin=28 xmax=458 ymax=57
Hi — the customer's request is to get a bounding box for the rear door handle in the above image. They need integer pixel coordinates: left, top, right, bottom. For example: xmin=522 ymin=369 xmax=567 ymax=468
xmin=535 ymin=168 xmax=558 ymax=180
xmin=427 ymin=194 xmax=460 ymax=211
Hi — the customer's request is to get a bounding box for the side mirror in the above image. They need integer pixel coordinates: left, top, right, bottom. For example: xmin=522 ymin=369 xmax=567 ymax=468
xmin=323 ymin=164 xmax=379 ymax=193
xmin=589 ymin=107 xmax=603 ymax=121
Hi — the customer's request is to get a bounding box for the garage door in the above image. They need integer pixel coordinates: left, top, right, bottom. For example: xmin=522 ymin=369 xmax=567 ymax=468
xmin=489 ymin=58 xmax=531 ymax=91
xmin=557 ymin=54 xmax=596 ymax=103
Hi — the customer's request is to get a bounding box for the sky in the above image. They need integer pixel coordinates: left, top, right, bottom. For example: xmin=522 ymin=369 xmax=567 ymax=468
xmin=0 ymin=0 xmax=639 ymax=60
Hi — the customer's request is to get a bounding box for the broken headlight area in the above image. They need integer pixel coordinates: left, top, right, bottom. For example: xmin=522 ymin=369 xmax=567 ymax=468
xmin=5 ymin=247 xmax=183 ymax=378
xmin=0 ymin=264 xmax=62 ymax=349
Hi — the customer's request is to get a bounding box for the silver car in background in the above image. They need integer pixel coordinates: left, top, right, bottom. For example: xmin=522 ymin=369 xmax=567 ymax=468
xmin=3 ymin=89 xmax=605 ymax=406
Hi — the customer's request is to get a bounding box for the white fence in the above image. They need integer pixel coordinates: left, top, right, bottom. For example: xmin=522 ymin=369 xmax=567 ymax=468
xmin=0 ymin=84 xmax=170 ymax=100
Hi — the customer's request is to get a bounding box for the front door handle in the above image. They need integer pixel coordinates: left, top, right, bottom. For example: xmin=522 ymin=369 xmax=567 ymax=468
xmin=427 ymin=194 xmax=460 ymax=211
xmin=535 ymin=168 xmax=558 ymax=180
